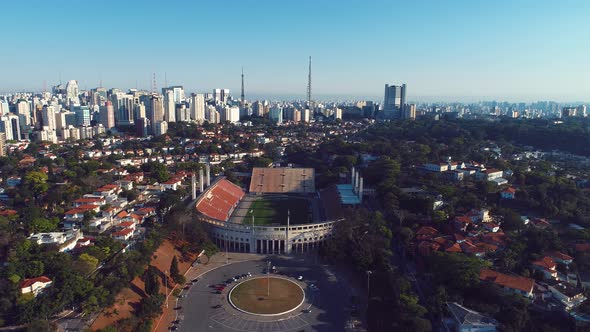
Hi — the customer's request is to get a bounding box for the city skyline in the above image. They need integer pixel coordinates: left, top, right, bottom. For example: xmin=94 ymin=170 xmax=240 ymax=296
xmin=1 ymin=0 xmax=589 ymax=101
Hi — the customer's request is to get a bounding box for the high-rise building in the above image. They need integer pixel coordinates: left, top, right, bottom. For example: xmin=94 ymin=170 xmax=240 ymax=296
xmin=383 ymin=83 xmax=406 ymax=118
xmin=190 ymin=93 xmax=206 ymax=124
xmin=213 ymin=89 xmax=229 ymax=104
xmin=0 ymin=114 xmax=21 ymax=141
xmin=66 ymin=80 xmax=80 ymax=105
xmin=135 ymin=117 xmax=150 ymax=137
xmin=113 ymin=93 xmax=134 ymax=125
xmin=577 ymin=105 xmax=587 ymax=117
xmin=154 ymin=121 xmax=168 ymax=136
xmin=0 ymin=132 xmax=6 ymax=156
xmin=218 ymin=105 xmax=240 ymax=123
xmin=205 ymin=105 xmax=220 ymax=123
xmin=163 ymin=90 xmax=176 ymax=123
xmin=99 ymin=101 xmax=115 ymax=129
xmin=562 ymin=107 xmax=577 ymax=117
xmin=269 ymin=106 xmax=283 ymax=124
xmin=42 ymin=105 xmax=56 ymax=131
xmin=73 ymin=106 xmax=91 ymax=127
xmin=141 ymin=94 xmax=164 ymax=134
xmin=402 ymin=104 xmax=416 ymax=120
xmin=176 ymin=104 xmax=190 ymax=122
xmin=134 ymin=103 xmax=146 ymax=120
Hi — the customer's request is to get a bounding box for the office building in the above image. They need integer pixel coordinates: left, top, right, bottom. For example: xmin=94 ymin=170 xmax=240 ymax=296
xmin=73 ymin=106 xmax=91 ymax=127
xmin=205 ymin=105 xmax=219 ymax=124
xmin=213 ymin=89 xmax=229 ymax=104
xmin=99 ymin=101 xmax=115 ymax=129
xmin=383 ymin=83 xmax=406 ymax=118
xmin=112 ymin=93 xmax=134 ymax=125
xmin=66 ymin=80 xmax=79 ymax=105
xmin=154 ymin=121 xmax=168 ymax=136
xmin=141 ymin=94 xmax=164 ymax=134
xmin=403 ymin=104 xmax=416 ymax=120
xmin=176 ymin=104 xmax=190 ymax=122
xmin=269 ymin=106 xmax=283 ymax=124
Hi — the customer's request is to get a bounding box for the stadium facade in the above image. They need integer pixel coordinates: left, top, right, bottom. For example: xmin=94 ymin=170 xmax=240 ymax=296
xmin=195 ymin=168 xmax=341 ymax=254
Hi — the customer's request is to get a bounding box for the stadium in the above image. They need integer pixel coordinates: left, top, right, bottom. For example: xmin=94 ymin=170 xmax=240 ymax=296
xmin=195 ymin=167 xmax=345 ymax=254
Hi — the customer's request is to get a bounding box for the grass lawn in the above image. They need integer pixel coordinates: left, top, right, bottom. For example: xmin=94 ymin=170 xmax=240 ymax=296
xmin=230 ymin=277 xmax=304 ymax=315
xmin=246 ymin=196 xmax=310 ymax=226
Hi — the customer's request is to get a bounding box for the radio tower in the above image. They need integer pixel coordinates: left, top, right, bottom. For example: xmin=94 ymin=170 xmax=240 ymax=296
xmin=241 ymin=67 xmax=245 ymax=101
xmin=307 ymin=56 xmax=312 ymax=109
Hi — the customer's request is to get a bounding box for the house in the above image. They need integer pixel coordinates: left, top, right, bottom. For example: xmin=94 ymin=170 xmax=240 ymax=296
xmin=111 ymin=228 xmax=134 ymax=241
xmin=480 ymin=269 xmax=534 ymax=298
xmin=477 ymin=169 xmax=504 ymax=181
xmin=531 ymin=257 xmax=558 ymax=279
xmin=500 ymin=187 xmax=516 ymax=199
xmin=73 ymin=197 xmax=105 ymax=207
xmin=423 ymin=163 xmax=449 ymax=172
xmin=547 ymin=251 xmax=573 ymax=265
xmin=483 ymin=223 xmax=500 ymax=233
xmin=454 ymin=216 xmax=473 ymax=232
xmin=162 ymin=178 xmax=182 ymax=191
xmin=118 ymin=221 xmax=136 ymax=231
xmin=446 ymin=302 xmax=498 ymax=332
xmin=20 ymin=276 xmax=52 ymax=296
xmin=548 ymin=282 xmax=586 ymax=310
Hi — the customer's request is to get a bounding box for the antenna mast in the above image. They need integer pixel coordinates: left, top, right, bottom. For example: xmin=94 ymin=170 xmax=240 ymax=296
xmin=307 ymin=56 xmax=312 ymax=109
xmin=241 ymin=67 xmax=245 ymax=101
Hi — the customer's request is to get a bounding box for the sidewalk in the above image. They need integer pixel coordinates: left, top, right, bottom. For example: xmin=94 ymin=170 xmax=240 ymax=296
xmin=152 ymin=252 xmax=264 ymax=332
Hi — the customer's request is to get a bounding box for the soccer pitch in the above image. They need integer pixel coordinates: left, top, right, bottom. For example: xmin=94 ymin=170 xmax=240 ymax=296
xmin=246 ymin=196 xmax=310 ymax=226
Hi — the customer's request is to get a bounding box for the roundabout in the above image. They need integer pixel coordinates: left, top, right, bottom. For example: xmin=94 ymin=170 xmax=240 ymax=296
xmin=229 ymin=276 xmax=305 ymax=316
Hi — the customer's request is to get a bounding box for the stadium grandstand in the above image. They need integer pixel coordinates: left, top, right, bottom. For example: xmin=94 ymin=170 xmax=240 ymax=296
xmin=249 ymin=167 xmax=315 ymax=194
xmin=196 ymin=178 xmax=245 ymax=222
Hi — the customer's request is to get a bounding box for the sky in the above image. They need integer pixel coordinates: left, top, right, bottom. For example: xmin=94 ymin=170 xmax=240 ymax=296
xmin=0 ymin=0 xmax=589 ymax=102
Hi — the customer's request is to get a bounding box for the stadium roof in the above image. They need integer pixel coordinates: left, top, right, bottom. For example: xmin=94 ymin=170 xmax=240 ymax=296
xmin=249 ymin=168 xmax=315 ymax=194
xmin=196 ymin=179 xmax=245 ymax=221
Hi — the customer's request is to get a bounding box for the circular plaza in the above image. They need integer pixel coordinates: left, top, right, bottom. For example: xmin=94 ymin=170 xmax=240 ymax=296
xmin=228 ymin=276 xmax=305 ymax=316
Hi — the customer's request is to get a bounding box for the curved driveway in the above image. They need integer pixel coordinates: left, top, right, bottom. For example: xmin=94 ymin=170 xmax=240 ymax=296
xmin=175 ymin=255 xmax=352 ymax=332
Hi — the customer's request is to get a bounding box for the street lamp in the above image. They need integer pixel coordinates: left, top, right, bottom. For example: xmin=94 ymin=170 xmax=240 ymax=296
xmin=267 ymin=261 xmax=271 ymax=297
xmin=366 ymin=270 xmax=372 ymax=297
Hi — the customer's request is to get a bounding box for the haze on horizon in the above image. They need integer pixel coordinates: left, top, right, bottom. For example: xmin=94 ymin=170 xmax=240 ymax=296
xmin=0 ymin=0 xmax=588 ymax=102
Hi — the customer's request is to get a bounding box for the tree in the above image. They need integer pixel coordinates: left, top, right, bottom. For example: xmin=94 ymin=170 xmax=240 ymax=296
xmin=75 ymin=253 xmax=99 ymax=275
xmin=170 ymin=256 xmax=181 ymax=284
xmin=23 ymin=171 xmax=49 ymax=203
xmin=143 ymin=266 xmax=160 ymax=296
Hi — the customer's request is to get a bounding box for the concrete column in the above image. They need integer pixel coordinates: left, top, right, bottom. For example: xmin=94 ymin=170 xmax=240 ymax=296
xmin=199 ymin=169 xmax=204 ymax=192
xmin=206 ymin=163 xmax=211 ymax=187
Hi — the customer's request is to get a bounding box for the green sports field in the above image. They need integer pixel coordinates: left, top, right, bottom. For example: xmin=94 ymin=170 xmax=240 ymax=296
xmin=245 ymin=196 xmax=310 ymax=226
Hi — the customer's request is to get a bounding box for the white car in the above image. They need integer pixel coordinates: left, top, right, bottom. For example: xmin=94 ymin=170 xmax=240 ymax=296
xmin=297 ymin=276 xmax=303 ymax=281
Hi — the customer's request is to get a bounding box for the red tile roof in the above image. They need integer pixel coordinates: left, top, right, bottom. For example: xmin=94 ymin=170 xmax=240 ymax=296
xmin=20 ymin=276 xmax=52 ymax=288
xmin=112 ymin=228 xmax=134 ymax=237
xmin=547 ymin=251 xmax=573 ymax=262
xmin=480 ymin=269 xmax=534 ymax=294
xmin=532 ymin=256 xmax=556 ymax=271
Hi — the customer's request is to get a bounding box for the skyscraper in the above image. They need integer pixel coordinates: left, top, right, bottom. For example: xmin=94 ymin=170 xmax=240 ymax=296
xmin=213 ymin=89 xmax=229 ymax=104
xmin=73 ymin=106 xmax=91 ymax=127
xmin=383 ymin=83 xmax=406 ymax=118
xmin=66 ymin=80 xmax=79 ymax=105
xmin=163 ymin=90 xmax=176 ymax=123
xmin=99 ymin=101 xmax=115 ymax=129
xmin=141 ymin=94 xmax=164 ymax=134
xmin=190 ymin=94 xmax=205 ymax=124
xmin=112 ymin=93 xmax=134 ymax=125
xmin=42 ymin=105 xmax=56 ymax=131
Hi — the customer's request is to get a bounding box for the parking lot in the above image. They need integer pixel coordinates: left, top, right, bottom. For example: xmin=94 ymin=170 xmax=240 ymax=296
xmin=173 ymin=255 xmax=358 ymax=332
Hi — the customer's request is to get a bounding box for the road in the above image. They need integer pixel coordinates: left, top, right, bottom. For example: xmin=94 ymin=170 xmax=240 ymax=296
xmin=174 ymin=255 xmax=355 ymax=332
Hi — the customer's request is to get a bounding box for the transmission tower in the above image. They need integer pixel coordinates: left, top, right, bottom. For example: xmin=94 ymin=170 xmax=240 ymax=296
xmin=307 ymin=56 xmax=312 ymax=109
xmin=241 ymin=67 xmax=245 ymax=101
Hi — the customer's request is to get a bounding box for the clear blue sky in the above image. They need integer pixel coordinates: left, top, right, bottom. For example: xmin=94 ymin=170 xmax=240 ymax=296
xmin=1 ymin=0 xmax=589 ymax=101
